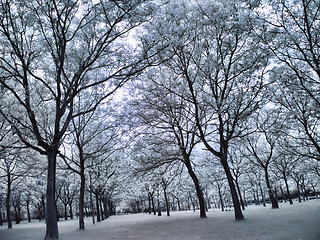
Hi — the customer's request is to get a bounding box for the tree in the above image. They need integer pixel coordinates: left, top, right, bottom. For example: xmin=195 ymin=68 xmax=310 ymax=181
xmin=127 ymin=66 xmax=207 ymax=218
xmin=0 ymin=1 xmax=151 ymax=239
xmin=259 ymin=0 xmax=320 ymax=161
xmin=243 ymin=109 xmax=281 ymax=209
xmin=143 ymin=0 xmax=270 ymax=220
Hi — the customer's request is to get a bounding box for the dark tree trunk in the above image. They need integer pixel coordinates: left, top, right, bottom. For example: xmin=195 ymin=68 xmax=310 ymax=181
xmin=45 ymin=150 xmax=59 ymax=240
xmin=95 ymin=194 xmax=101 ymax=222
xmin=99 ymin=198 xmax=104 ymax=221
xmin=221 ymin=154 xmax=244 ymax=220
xmin=69 ymin=203 xmax=73 ymax=220
xmin=148 ymin=194 xmax=151 ymax=214
xmin=185 ymin=161 xmax=207 ymax=218
xmin=264 ymin=168 xmax=279 ymax=209
xmin=235 ymin=180 xmax=245 ymax=210
xmin=177 ymin=198 xmax=181 ymax=211
xmin=157 ymin=198 xmax=161 ymax=216
xmin=296 ymin=182 xmax=302 ymax=203
xmin=78 ymin=172 xmax=85 ymax=229
xmin=259 ymin=184 xmax=266 ymax=207
xmin=26 ymin=199 xmax=31 ymax=222
xmin=163 ymin=190 xmax=170 ymax=216
xmin=151 ymin=195 xmax=156 ymax=215
xmin=64 ymin=203 xmax=68 ymax=220
xmin=280 ymin=186 xmax=286 ymax=202
xmin=284 ymin=176 xmax=293 ymax=205
xmin=218 ymin=187 xmax=224 ymax=211
xmin=6 ymin=177 xmax=12 ymax=229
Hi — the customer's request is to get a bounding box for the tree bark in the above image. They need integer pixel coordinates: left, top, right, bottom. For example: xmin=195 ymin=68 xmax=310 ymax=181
xmin=6 ymin=175 xmax=12 ymax=229
xmin=45 ymin=150 xmax=59 ymax=240
xmin=185 ymin=161 xmax=207 ymax=218
xmin=221 ymin=154 xmax=244 ymax=220
xmin=218 ymin=187 xmax=224 ymax=211
xmin=264 ymin=168 xmax=279 ymax=209
xmin=235 ymin=180 xmax=245 ymax=210
xmin=95 ymin=194 xmax=101 ymax=222
xmin=284 ymin=176 xmax=293 ymax=205
xmin=164 ymin=190 xmax=170 ymax=216
xmin=26 ymin=199 xmax=31 ymax=222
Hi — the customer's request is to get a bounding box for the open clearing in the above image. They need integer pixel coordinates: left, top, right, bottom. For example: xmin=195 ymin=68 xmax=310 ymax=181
xmin=1 ymin=199 xmax=319 ymax=240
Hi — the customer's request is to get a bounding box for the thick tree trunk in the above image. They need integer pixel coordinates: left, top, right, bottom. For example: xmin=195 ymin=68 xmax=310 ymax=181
xmin=45 ymin=150 xmax=59 ymax=240
xmin=185 ymin=161 xmax=207 ymax=218
xmin=221 ymin=154 xmax=244 ymax=220
xmin=264 ymin=168 xmax=279 ymax=209
xmin=6 ymin=177 xmax=12 ymax=229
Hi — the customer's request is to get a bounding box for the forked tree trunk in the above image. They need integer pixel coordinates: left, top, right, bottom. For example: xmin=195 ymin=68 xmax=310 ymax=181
xmin=220 ymin=154 xmax=244 ymax=220
xmin=45 ymin=150 xmax=59 ymax=240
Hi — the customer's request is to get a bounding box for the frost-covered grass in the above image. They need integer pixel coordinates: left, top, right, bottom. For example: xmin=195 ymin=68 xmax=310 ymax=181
xmin=1 ymin=199 xmax=319 ymax=240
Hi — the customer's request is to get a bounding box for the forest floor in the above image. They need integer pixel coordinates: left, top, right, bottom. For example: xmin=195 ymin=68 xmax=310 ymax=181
xmin=0 ymin=199 xmax=319 ymax=240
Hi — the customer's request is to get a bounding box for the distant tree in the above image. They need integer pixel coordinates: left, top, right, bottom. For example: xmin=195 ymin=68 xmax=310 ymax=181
xmin=243 ymin=109 xmax=282 ymax=209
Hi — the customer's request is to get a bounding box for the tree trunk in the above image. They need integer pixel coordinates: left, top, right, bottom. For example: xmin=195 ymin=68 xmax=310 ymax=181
xmin=151 ymin=195 xmax=156 ymax=215
xmin=264 ymin=168 xmax=279 ymax=209
xmin=177 ymin=198 xmax=181 ymax=211
xmin=259 ymin=184 xmax=266 ymax=207
xmin=78 ymin=172 xmax=85 ymax=229
xmin=99 ymin=198 xmax=104 ymax=221
xmin=6 ymin=176 xmax=12 ymax=229
xmin=157 ymin=198 xmax=161 ymax=216
xmin=296 ymin=182 xmax=302 ymax=203
xmin=148 ymin=194 xmax=151 ymax=214
xmin=163 ymin=190 xmax=170 ymax=216
xmin=45 ymin=150 xmax=59 ymax=240
xmin=235 ymin=179 xmax=245 ymax=210
xmin=69 ymin=203 xmax=73 ymax=220
xmin=185 ymin=161 xmax=207 ymax=218
xmin=95 ymin=194 xmax=101 ymax=222
xmin=284 ymin=176 xmax=293 ymax=205
xmin=64 ymin=203 xmax=68 ymax=220
xmin=26 ymin=199 xmax=31 ymax=222
xmin=218 ymin=187 xmax=224 ymax=211
xmin=220 ymin=154 xmax=244 ymax=220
